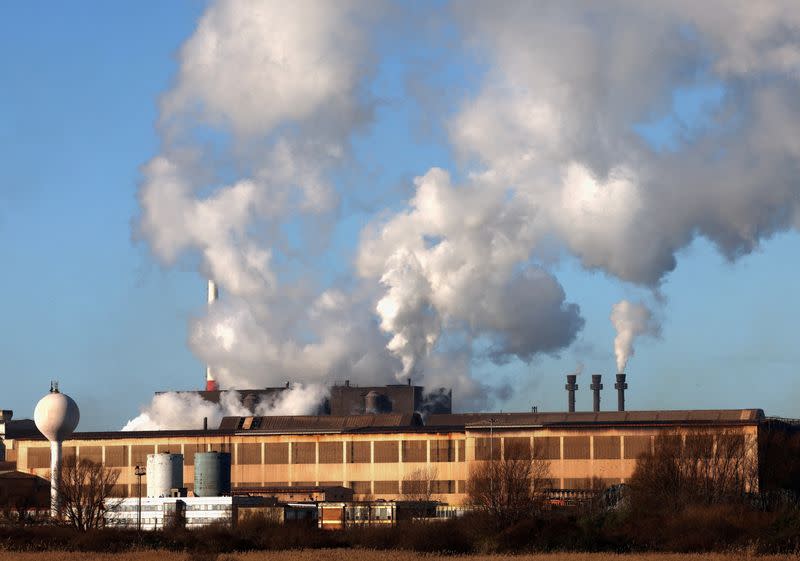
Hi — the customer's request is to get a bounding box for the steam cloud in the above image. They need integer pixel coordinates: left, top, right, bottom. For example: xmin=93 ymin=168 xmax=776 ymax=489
xmin=135 ymin=1 xmax=800 ymax=425
xmin=123 ymin=384 xmax=328 ymax=431
xmin=610 ymin=301 xmax=661 ymax=373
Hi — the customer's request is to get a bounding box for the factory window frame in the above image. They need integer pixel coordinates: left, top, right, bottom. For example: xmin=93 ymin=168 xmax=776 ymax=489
xmin=401 ymin=479 xmax=427 ymax=495
xmin=431 ymin=480 xmax=455 ymax=494
xmin=237 ymin=443 xmax=261 ymax=465
xmin=26 ymin=447 xmax=50 ymax=469
xmin=593 ymin=436 xmax=621 ymax=460
xmin=291 ymin=442 xmax=316 ymax=464
xmin=503 ymin=437 xmax=531 ymax=460
xmin=318 ymin=442 xmax=343 ymax=464
xmin=623 ymin=436 xmax=652 ymax=459
xmin=430 ymin=440 xmax=455 ymax=462
xmin=264 ymin=443 xmax=289 ymax=465
xmin=350 ymin=481 xmax=372 ymax=494
xmin=346 ymin=441 xmax=371 ymax=463
xmin=563 ymin=436 xmax=590 ymax=460
xmin=374 ymin=480 xmax=399 ymax=494
xmin=401 ymin=440 xmax=427 ymax=462
xmin=533 ymin=436 xmax=561 ymax=460
xmin=373 ymin=441 xmax=399 ymax=463
xmin=79 ymin=445 xmax=102 ymax=463
xmin=474 ymin=438 xmax=501 ymax=461
xmin=105 ymin=446 xmax=128 ymax=467
xmin=130 ymin=445 xmax=154 ymax=467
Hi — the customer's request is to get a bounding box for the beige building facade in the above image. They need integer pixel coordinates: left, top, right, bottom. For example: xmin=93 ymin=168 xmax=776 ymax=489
xmin=8 ymin=409 xmax=763 ymax=505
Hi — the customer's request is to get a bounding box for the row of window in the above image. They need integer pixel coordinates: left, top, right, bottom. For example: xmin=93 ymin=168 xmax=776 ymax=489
xmin=26 ymin=434 xmax=745 ymax=469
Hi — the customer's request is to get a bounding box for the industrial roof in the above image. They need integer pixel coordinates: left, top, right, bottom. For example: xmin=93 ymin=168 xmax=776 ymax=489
xmin=8 ymin=409 xmax=769 ymax=442
xmin=427 ymin=409 xmax=766 ymax=428
xmin=219 ymin=413 xmax=424 ymax=433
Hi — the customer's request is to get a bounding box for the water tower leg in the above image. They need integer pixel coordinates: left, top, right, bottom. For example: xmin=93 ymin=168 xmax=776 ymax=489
xmin=50 ymin=440 xmax=62 ymax=518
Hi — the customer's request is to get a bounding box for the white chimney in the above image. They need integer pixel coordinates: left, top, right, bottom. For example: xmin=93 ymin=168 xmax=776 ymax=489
xmin=205 ymin=280 xmax=219 ymax=391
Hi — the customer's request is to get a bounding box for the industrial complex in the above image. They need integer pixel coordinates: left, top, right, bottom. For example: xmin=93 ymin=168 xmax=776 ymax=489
xmin=0 ymin=376 xmax=787 ymax=508
xmin=0 ymin=282 xmax=797 ymax=528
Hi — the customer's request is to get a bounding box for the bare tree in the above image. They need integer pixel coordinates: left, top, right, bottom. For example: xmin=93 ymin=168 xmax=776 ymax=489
xmin=401 ymin=465 xmax=438 ymax=502
xmin=629 ymin=429 xmax=758 ymax=512
xmin=467 ymin=440 xmax=551 ymax=527
xmin=55 ymin=457 xmax=121 ymax=531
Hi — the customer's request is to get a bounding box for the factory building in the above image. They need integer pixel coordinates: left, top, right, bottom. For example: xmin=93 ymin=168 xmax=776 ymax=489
xmin=6 ymin=408 xmax=768 ymax=505
xmin=162 ymin=381 xmax=452 ymax=418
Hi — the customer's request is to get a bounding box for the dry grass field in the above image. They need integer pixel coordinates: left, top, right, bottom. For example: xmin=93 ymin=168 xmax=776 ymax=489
xmin=0 ymin=551 xmax=798 ymax=561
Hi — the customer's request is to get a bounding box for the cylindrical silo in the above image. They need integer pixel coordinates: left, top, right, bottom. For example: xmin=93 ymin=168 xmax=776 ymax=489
xmin=194 ymin=452 xmax=231 ymax=497
xmin=146 ymin=453 xmax=184 ymax=498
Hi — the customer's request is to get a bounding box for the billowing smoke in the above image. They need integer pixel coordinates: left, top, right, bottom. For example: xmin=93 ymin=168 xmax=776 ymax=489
xmin=134 ymin=1 xmax=800 ymax=423
xmin=123 ymin=384 xmax=327 ymax=431
xmin=448 ymin=1 xmax=800 ymax=286
xmin=358 ymin=168 xmax=585 ymax=379
xmin=610 ymin=301 xmax=661 ymax=373
xmin=136 ymin=0 xmax=398 ymax=399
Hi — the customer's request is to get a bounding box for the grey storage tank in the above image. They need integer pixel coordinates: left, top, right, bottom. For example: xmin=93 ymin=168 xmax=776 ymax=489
xmin=146 ymin=453 xmax=184 ymax=498
xmin=194 ymin=451 xmax=231 ymax=497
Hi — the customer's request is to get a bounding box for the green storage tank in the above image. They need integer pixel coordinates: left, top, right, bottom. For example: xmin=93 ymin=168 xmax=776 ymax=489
xmin=194 ymin=451 xmax=231 ymax=497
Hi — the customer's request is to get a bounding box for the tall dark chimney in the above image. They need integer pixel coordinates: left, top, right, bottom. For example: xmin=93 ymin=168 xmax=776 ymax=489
xmin=565 ymin=374 xmax=578 ymax=413
xmin=615 ymin=373 xmax=628 ymax=412
xmin=590 ymin=374 xmax=603 ymax=412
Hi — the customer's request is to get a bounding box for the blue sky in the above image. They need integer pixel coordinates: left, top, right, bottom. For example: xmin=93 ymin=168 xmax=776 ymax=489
xmin=2 ymin=2 xmax=799 ymax=430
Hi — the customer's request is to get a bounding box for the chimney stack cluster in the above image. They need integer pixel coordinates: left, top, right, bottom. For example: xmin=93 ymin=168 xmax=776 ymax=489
xmin=565 ymin=372 xmax=628 ymax=413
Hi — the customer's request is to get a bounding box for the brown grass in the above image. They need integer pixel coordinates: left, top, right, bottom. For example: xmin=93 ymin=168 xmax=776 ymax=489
xmin=0 ymin=551 xmax=798 ymax=561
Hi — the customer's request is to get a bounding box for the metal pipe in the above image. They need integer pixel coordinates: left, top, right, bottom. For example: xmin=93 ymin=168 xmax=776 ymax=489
xmin=590 ymin=374 xmax=603 ymax=412
xmin=565 ymin=374 xmax=578 ymax=413
xmin=135 ymin=465 xmax=146 ymax=531
xmin=615 ymin=373 xmax=628 ymax=412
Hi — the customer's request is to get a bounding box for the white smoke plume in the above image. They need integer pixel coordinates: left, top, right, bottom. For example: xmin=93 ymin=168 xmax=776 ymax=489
xmin=610 ymin=301 xmax=661 ymax=373
xmin=134 ymin=1 xmax=800 ymax=421
xmin=136 ymin=0 xmax=397 ymax=397
xmin=122 ymin=384 xmax=328 ymax=431
xmin=358 ymin=168 xmax=585 ymax=378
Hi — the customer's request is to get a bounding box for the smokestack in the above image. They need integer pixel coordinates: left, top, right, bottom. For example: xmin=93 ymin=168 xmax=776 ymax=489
xmin=590 ymin=374 xmax=603 ymax=412
xmin=615 ymin=373 xmax=628 ymax=412
xmin=205 ymin=280 xmax=219 ymax=391
xmin=565 ymin=374 xmax=578 ymax=413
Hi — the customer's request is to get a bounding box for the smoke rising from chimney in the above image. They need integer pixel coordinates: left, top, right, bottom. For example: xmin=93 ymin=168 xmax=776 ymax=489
xmin=610 ymin=300 xmax=661 ymax=373
xmin=133 ymin=1 xmax=800 ymax=422
xmin=122 ymin=384 xmax=328 ymax=431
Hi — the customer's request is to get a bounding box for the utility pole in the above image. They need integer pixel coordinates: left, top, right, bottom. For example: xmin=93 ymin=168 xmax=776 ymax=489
xmin=489 ymin=417 xmax=496 ymax=501
xmin=135 ymin=465 xmax=146 ymax=531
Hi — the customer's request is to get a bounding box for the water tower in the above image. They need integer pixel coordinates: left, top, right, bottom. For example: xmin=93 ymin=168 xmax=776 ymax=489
xmin=34 ymin=382 xmax=80 ymax=517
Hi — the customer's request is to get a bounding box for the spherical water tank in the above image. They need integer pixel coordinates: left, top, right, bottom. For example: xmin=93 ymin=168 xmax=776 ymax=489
xmin=34 ymin=390 xmax=80 ymax=442
xmin=194 ymin=452 xmax=231 ymax=497
xmin=146 ymin=453 xmax=184 ymax=498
